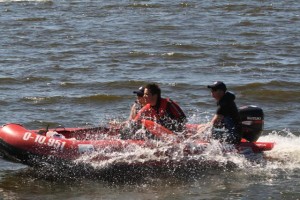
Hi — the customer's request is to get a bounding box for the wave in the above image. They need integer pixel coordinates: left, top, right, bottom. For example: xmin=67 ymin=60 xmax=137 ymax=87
xmin=73 ymin=94 xmax=123 ymax=103
xmin=0 ymin=0 xmax=52 ymax=2
xmin=22 ymin=96 xmax=62 ymax=105
xmin=0 ymin=77 xmax=18 ymax=84
xmin=236 ymin=81 xmax=300 ymax=102
xmin=17 ymin=17 xmax=47 ymax=22
xmin=127 ymin=3 xmax=162 ymax=9
xmin=60 ymin=80 xmax=148 ymax=91
xmin=21 ymin=94 xmax=124 ymax=105
xmin=2 ymin=75 xmax=149 ymax=91
xmin=129 ymin=51 xmax=200 ymax=60
xmin=239 ymin=32 xmax=265 ymax=37
xmin=169 ymin=43 xmax=206 ymax=50
xmin=240 ymin=90 xmax=300 ymax=102
xmin=244 ymin=81 xmax=300 ymax=88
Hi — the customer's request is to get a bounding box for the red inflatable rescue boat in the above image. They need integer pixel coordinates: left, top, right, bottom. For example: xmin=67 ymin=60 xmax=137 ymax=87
xmin=0 ymin=111 xmax=274 ymax=169
xmin=0 ymin=106 xmax=274 ymax=169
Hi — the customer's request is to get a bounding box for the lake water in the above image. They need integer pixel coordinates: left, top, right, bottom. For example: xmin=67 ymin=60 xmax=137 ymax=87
xmin=0 ymin=0 xmax=300 ymax=199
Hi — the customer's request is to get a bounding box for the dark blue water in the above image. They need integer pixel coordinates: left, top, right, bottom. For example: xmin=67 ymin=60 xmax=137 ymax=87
xmin=0 ymin=0 xmax=300 ymax=199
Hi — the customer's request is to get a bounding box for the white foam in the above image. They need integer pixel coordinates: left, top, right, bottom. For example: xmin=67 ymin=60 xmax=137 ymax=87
xmin=259 ymin=129 xmax=300 ymax=170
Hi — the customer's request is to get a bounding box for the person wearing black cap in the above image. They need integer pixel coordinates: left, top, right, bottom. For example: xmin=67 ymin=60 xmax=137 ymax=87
xmin=200 ymin=81 xmax=241 ymax=144
xmin=129 ymin=86 xmax=147 ymax=120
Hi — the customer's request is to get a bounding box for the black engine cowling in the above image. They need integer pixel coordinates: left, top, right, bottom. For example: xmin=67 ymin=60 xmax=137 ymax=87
xmin=239 ymin=105 xmax=264 ymax=142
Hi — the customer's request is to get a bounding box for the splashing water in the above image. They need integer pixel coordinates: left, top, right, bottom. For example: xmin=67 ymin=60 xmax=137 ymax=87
xmin=259 ymin=129 xmax=300 ymax=170
xmin=38 ymin=110 xmax=298 ymax=180
xmin=71 ymin=127 xmax=300 ymax=176
xmin=73 ymin=135 xmax=246 ymax=172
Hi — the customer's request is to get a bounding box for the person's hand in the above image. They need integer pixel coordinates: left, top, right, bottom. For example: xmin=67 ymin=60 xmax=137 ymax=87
xmin=197 ymin=123 xmax=209 ymax=133
xmin=108 ymin=120 xmax=121 ymax=129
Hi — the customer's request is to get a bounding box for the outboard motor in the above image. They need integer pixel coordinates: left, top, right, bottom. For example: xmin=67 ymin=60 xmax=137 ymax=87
xmin=239 ymin=105 xmax=264 ymax=142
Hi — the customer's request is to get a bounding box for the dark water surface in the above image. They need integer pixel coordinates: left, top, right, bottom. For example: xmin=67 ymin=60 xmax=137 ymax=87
xmin=0 ymin=0 xmax=300 ymax=199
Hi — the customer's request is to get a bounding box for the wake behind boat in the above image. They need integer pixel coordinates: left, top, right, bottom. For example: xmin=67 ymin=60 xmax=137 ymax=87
xmin=0 ymin=106 xmax=274 ymax=171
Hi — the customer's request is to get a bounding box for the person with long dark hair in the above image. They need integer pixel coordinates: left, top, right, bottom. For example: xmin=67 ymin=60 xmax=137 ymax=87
xmin=134 ymin=83 xmax=187 ymax=132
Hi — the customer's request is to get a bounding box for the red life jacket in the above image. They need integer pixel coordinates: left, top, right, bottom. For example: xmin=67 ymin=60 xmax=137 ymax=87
xmin=134 ymin=98 xmax=169 ymax=122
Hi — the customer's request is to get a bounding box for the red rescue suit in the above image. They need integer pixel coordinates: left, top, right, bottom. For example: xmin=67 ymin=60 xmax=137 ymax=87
xmin=134 ymin=97 xmax=186 ymax=132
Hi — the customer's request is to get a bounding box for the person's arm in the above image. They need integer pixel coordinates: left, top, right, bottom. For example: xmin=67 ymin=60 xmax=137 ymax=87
xmin=128 ymin=104 xmax=137 ymax=120
xmin=133 ymin=104 xmax=150 ymax=122
xmin=167 ymin=100 xmax=186 ymax=123
xmin=197 ymin=114 xmax=224 ymax=132
xmin=211 ymin=114 xmax=224 ymax=125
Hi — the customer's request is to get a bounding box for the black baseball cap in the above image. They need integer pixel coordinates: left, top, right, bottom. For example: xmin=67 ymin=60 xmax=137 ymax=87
xmin=207 ymin=81 xmax=227 ymax=91
xmin=133 ymin=86 xmax=145 ymax=97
